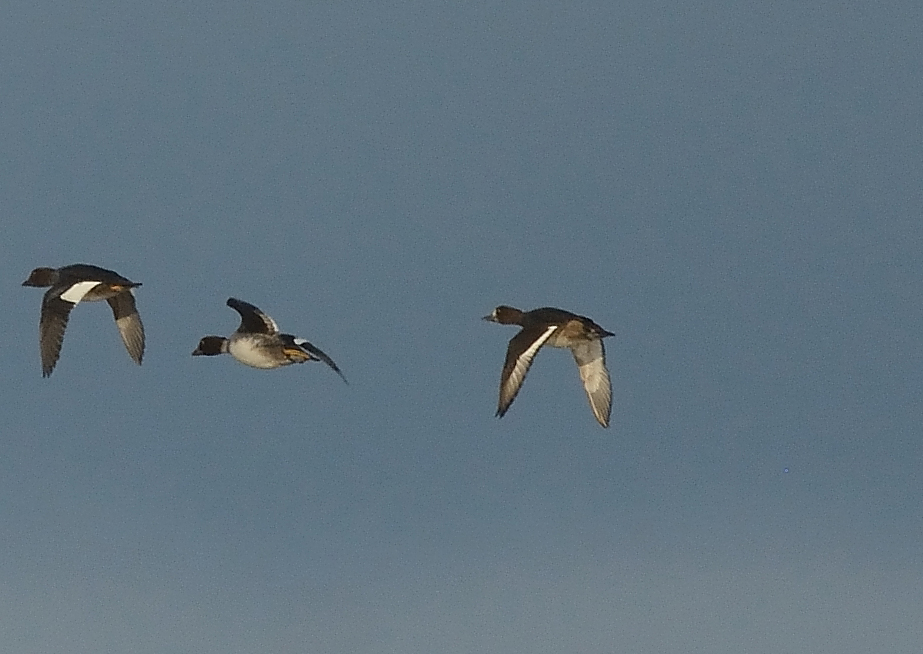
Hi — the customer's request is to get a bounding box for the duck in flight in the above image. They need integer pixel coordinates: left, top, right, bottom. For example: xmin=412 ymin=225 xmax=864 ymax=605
xmin=22 ymin=264 xmax=145 ymax=377
xmin=192 ymin=298 xmax=347 ymax=383
xmin=484 ymin=305 xmax=614 ymax=427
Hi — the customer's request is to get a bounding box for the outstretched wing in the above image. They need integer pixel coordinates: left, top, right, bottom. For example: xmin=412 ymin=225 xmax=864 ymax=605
xmin=227 ymin=298 xmax=279 ymax=335
xmin=496 ymin=325 xmax=558 ymax=417
xmin=107 ymin=291 xmax=145 ymax=365
xmin=571 ymin=339 xmax=612 ymax=428
xmin=38 ymin=294 xmax=77 ymax=377
xmin=291 ymin=337 xmax=348 ymax=384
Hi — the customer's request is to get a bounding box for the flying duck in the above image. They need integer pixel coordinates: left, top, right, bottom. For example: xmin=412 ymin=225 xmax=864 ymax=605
xmin=484 ymin=305 xmax=613 ymax=427
xmin=192 ymin=297 xmax=346 ymax=382
xmin=22 ymin=264 xmax=145 ymax=377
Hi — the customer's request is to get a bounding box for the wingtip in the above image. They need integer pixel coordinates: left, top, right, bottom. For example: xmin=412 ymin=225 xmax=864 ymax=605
xmin=129 ymin=345 xmax=145 ymax=366
xmin=592 ymin=404 xmax=611 ymax=428
xmin=330 ymin=366 xmax=349 ymax=385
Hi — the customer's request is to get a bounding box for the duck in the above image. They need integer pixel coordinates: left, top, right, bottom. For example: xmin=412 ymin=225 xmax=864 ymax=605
xmin=483 ymin=305 xmax=614 ymax=428
xmin=192 ymin=298 xmax=346 ymax=382
xmin=22 ymin=264 xmax=145 ymax=377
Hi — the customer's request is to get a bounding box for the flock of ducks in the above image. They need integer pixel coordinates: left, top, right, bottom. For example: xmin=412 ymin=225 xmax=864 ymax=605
xmin=23 ymin=263 xmax=616 ymax=427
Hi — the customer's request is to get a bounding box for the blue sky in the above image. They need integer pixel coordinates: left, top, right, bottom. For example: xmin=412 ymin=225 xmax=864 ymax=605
xmin=2 ymin=1 xmax=922 ymax=652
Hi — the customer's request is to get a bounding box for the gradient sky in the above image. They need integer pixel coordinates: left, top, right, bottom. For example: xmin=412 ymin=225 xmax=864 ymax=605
xmin=2 ymin=2 xmax=922 ymax=652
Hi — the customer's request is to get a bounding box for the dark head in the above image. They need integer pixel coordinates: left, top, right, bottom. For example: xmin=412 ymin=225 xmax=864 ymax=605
xmin=192 ymin=336 xmax=228 ymax=356
xmin=482 ymin=305 xmax=524 ymax=325
xmin=22 ymin=267 xmax=58 ymax=287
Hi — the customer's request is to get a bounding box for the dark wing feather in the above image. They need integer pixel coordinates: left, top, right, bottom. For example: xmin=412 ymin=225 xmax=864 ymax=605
xmin=39 ymin=294 xmax=75 ymax=377
xmin=294 ymin=337 xmax=348 ymax=384
xmin=107 ymin=292 xmax=145 ymax=365
xmin=496 ymin=325 xmax=558 ymax=417
xmin=227 ymin=298 xmax=279 ymax=335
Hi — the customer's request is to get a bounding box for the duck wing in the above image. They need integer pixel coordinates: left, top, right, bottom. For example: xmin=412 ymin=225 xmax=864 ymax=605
xmin=571 ymin=339 xmax=612 ymax=428
xmin=227 ymin=298 xmax=279 ymax=335
xmin=107 ymin=291 xmax=145 ymax=365
xmin=38 ymin=293 xmax=77 ymax=377
xmin=289 ymin=337 xmax=348 ymax=384
xmin=496 ymin=325 xmax=558 ymax=418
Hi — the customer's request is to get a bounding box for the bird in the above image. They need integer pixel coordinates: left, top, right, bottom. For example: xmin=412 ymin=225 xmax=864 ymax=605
xmin=22 ymin=264 xmax=145 ymax=377
xmin=192 ymin=298 xmax=346 ymax=382
xmin=483 ymin=305 xmax=614 ymax=427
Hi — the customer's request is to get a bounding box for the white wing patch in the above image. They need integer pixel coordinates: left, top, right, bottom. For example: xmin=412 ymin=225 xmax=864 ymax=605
xmin=498 ymin=325 xmax=558 ymax=415
xmin=261 ymin=313 xmax=280 ymax=335
xmin=59 ymin=281 xmax=101 ymax=304
xmin=512 ymin=325 xmax=558 ymax=379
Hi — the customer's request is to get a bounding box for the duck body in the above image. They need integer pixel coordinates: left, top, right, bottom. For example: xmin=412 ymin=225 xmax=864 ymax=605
xmin=193 ymin=298 xmax=346 ymax=382
xmin=484 ymin=305 xmax=614 ymax=428
xmin=22 ymin=264 xmax=145 ymax=377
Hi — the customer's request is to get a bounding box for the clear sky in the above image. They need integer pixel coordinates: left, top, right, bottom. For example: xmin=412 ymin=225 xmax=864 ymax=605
xmin=2 ymin=1 xmax=922 ymax=652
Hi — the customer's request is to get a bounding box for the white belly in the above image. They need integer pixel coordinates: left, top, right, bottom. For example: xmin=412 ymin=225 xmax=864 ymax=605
xmin=228 ymin=338 xmax=280 ymax=369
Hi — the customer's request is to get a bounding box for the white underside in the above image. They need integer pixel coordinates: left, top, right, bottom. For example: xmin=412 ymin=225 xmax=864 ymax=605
xmin=227 ymin=338 xmax=280 ymax=369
